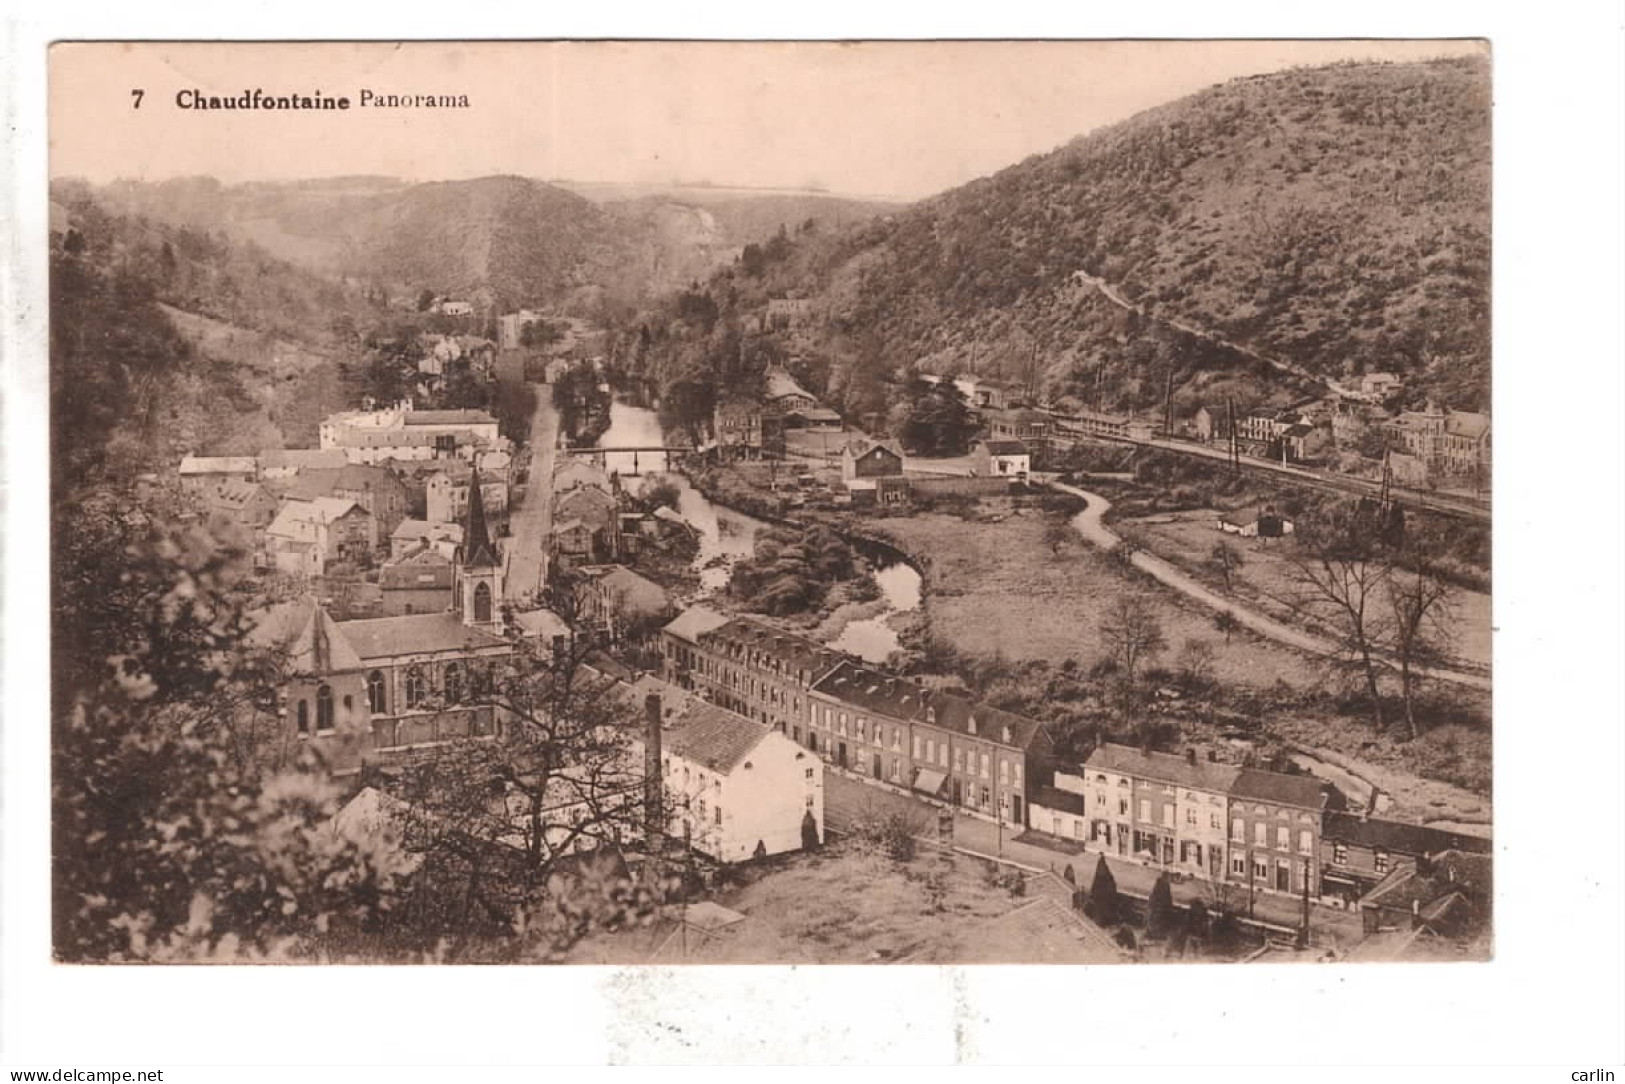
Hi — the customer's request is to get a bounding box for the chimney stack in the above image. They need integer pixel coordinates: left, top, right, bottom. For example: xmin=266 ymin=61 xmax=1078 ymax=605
xmin=644 ymin=694 xmax=663 ymax=836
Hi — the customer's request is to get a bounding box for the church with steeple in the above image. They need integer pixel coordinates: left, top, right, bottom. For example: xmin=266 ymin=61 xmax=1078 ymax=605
xmin=454 ymin=465 xmax=505 ymax=631
xmin=246 ymin=464 xmax=517 ymax=775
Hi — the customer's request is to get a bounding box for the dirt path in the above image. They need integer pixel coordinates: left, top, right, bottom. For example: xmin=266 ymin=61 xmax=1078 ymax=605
xmin=1055 ymin=482 xmax=1491 ymax=691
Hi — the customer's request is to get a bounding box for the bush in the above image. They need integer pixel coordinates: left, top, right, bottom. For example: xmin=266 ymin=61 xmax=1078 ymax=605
xmin=1089 ymin=856 xmax=1120 ymax=925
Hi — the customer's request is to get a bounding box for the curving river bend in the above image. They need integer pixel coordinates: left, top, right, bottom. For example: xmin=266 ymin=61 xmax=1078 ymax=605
xmin=593 ymin=399 xmax=919 ymax=662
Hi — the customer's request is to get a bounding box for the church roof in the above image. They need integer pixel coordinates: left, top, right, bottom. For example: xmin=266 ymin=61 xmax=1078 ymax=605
xmin=246 ymin=597 xmax=365 ymax=672
xmin=335 ymin=612 xmax=509 ymax=660
xmin=461 ymin=465 xmax=499 ymax=569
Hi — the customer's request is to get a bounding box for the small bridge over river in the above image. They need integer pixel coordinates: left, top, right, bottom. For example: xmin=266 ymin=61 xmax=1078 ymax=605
xmin=562 ymin=445 xmax=696 ymax=475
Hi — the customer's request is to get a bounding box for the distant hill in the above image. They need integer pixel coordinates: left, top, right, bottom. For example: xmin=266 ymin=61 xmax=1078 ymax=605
xmin=80 ymin=174 xmax=901 ymax=313
xmin=677 ymin=56 xmax=1489 ymax=415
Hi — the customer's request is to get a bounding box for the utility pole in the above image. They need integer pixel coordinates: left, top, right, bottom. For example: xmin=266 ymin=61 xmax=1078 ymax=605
xmin=1227 ymin=397 xmax=1240 ymax=476
xmin=1163 ymin=365 xmax=1174 ymax=439
xmin=1248 ymin=850 xmax=1256 ymax=919
xmin=1299 ymin=857 xmax=1312 ymax=949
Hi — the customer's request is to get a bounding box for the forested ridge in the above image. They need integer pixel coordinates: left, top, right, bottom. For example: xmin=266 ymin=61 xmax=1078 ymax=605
xmin=622 ymin=57 xmax=1490 ymax=422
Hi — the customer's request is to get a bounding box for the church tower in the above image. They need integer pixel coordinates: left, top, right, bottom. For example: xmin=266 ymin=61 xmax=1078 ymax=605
xmin=455 ymin=465 xmax=504 ymax=631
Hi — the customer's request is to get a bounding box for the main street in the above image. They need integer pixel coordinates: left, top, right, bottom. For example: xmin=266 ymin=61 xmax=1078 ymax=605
xmin=821 ymin=769 xmax=1364 ymax=948
xmin=503 ymin=382 xmax=559 ymax=605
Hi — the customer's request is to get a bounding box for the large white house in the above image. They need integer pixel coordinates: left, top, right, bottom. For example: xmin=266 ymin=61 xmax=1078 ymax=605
xmin=319 ymin=403 xmax=502 ymax=465
xmin=632 ymin=697 xmax=824 ymax=863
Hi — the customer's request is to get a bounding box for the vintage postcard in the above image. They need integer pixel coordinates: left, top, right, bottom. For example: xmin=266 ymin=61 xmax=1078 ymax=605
xmin=46 ymin=39 xmax=1493 ymax=970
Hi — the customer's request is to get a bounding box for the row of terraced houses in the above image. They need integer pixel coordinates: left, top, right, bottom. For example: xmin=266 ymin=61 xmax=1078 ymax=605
xmin=659 ymin=606 xmax=1490 ymax=903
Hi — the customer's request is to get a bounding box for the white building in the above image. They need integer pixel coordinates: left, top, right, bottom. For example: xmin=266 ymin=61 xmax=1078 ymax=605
xmin=633 ymin=699 xmax=825 ymax=863
xmin=265 ymin=497 xmax=374 ymax=578
xmin=319 ymin=403 xmax=502 ymax=465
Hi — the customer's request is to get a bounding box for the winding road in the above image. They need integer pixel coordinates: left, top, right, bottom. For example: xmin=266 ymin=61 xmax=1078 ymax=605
xmin=503 ymin=385 xmax=559 ymax=605
xmin=1054 ymin=481 xmax=1491 ymax=692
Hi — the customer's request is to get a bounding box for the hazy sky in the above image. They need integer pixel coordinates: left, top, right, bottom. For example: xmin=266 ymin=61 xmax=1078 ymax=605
xmin=51 ymin=40 xmax=1485 ymax=200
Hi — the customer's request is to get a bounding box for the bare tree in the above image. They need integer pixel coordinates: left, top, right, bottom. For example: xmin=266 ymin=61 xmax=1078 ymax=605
xmin=1287 ymin=506 xmax=1393 ymax=731
xmin=1207 ymin=540 xmax=1245 ymax=593
xmin=1100 ymin=593 xmax=1168 ymax=685
xmin=389 ymin=579 xmax=678 ymax=958
xmin=1386 ymin=564 xmax=1456 ymax=740
xmin=1178 ymin=637 xmax=1217 ymax=687
xmin=1213 ymin=610 xmax=1240 ymax=645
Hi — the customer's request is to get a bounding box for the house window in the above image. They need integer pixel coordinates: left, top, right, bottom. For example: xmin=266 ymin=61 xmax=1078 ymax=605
xmin=444 ymin=663 xmax=462 ymax=705
xmin=714 ymin=806 xmax=723 ymax=827
xmin=1096 ymin=792 xmax=1106 ymax=807
xmin=806 ymin=794 xmax=815 ymax=809
xmin=1186 ymin=807 xmax=1198 ymax=825
xmin=1162 ymin=805 xmax=1175 ymax=828
xmin=296 ymin=700 xmax=309 ymax=735
xmin=1232 ymin=853 xmax=1247 ymax=877
xmin=954 ymin=748 xmax=964 ymax=772
xmin=1210 ymin=812 xmax=1222 ymax=830
xmin=1253 ymin=857 xmax=1269 ymax=882
xmin=980 ymin=752 xmax=990 ymax=779
xmin=939 ymin=745 xmax=949 ymax=768
xmin=805 ymin=768 xmax=814 ymax=781
xmin=406 ymin=669 xmax=426 ymax=709
xmin=1231 ymin=819 xmax=1246 ymax=841
xmin=980 ymin=786 xmax=991 ymax=808
xmin=1374 ymin=849 xmax=1390 ymax=874
xmin=315 ymin=684 xmax=334 ymax=732
xmin=1276 ymin=826 xmax=1290 ymax=850
xmin=1254 ymin=822 xmax=1268 ymax=846
xmin=1298 ymin=830 xmax=1313 ymax=855
xmin=926 ymin=738 xmax=936 ymax=762
xmin=998 ymin=760 xmax=1009 ymax=784
xmin=1138 ymin=799 xmax=1151 ymax=822
xmin=913 ymin=735 xmax=922 ymax=759
xmin=1073 ymin=819 xmax=1085 ymax=840
xmin=367 ymin=670 xmax=386 ymax=714
xmin=1119 ymin=797 xmax=1130 ymax=817
xmin=890 ymin=758 xmax=901 ymax=782
xmin=1333 ymin=843 xmax=1349 ymax=865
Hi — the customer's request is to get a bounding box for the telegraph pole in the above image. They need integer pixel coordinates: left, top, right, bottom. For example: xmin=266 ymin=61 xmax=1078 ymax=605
xmin=1162 ymin=366 xmax=1174 ymax=438
xmin=1299 ymin=858 xmax=1312 ymax=949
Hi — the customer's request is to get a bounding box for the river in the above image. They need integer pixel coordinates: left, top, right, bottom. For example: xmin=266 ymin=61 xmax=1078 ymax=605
xmin=593 ymin=398 xmax=921 ymax=655
xmin=594 ymin=400 xmax=761 ymax=593
xmin=829 ymin=559 xmax=923 ymax=664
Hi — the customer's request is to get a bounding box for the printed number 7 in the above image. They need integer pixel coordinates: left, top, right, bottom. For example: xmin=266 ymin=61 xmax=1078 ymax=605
xmin=131 ymin=89 xmax=144 ymax=109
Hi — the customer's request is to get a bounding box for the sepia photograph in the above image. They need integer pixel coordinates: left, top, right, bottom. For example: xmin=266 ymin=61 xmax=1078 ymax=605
xmin=40 ymin=38 xmax=1505 ymax=970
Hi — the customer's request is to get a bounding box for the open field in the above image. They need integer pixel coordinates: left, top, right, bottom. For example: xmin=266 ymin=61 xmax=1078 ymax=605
xmin=563 ymin=841 xmax=1121 ymax=964
xmin=1124 ymin=508 xmax=1492 ymax=672
xmin=882 ymin=504 xmax=1329 ymax=689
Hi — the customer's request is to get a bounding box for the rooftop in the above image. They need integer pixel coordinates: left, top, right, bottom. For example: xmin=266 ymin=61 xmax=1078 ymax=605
xmin=1082 ymin=743 xmax=1242 ymax=794
xmin=811 ymin=660 xmax=1048 ymax=751
xmin=390 ymin=519 xmax=463 ymax=544
xmin=179 ymin=455 xmax=257 ymax=475
xmin=1031 ymin=784 xmax=1090 ymax=818
xmin=697 ymin=617 xmax=844 ymax=680
xmin=335 ymin=612 xmax=510 ymax=660
xmin=403 ymin=409 xmax=498 ymax=426
xmin=843 ymin=437 xmax=905 ymax=460
xmin=258 ymin=448 xmax=349 ymax=472
xmin=661 ymin=702 xmax=774 ymax=775
xmin=661 ymin=605 xmax=731 ymax=644
xmin=1322 ymin=813 xmax=1492 ymax=856
xmin=978 ymin=439 xmax=1029 ymax=456
xmin=1229 ymin=766 xmax=1328 ymax=811
xmin=246 ymin=597 xmax=365 ymax=672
